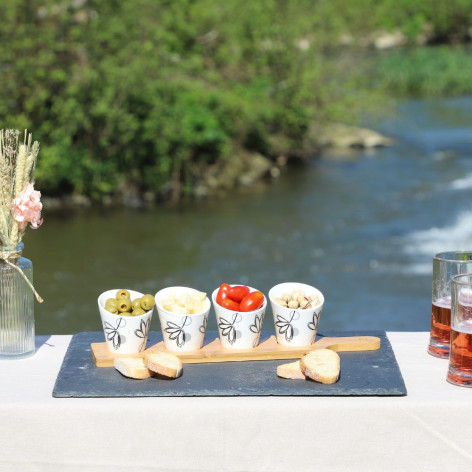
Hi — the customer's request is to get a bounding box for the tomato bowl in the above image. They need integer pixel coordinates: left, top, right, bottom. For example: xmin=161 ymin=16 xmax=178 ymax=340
xmin=211 ymin=285 xmax=267 ymax=350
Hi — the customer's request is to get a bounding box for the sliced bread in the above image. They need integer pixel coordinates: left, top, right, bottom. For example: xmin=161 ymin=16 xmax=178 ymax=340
xmin=276 ymin=360 xmax=307 ymax=380
xmin=300 ymin=349 xmax=340 ymax=384
xmin=144 ymin=351 xmax=183 ymax=379
xmin=114 ymin=357 xmax=153 ymax=380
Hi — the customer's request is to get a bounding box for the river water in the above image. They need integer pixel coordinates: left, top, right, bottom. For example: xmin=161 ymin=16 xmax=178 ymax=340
xmin=26 ymin=96 xmax=472 ymax=335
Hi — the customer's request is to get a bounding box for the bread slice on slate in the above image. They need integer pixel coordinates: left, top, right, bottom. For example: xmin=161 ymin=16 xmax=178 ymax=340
xmin=277 ymin=360 xmax=307 ymax=380
xmin=300 ymin=349 xmax=340 ymax=384
xmin=114 ymin=357 xmax=153 ymax=380
xmin=144 ymin=351 xmax=183 ymax=379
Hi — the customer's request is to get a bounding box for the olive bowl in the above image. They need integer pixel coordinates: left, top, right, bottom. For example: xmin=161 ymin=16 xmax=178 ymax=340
xmin=98 ymin=289 xmax=154 ymax=355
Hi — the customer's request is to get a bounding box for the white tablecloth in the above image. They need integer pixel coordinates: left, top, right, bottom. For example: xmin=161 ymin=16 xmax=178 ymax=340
xmin=0 ymin=332 xmax=471 ymax=472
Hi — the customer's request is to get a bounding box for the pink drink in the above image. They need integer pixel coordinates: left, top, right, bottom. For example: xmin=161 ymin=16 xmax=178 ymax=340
xmin=428 ymin=297 xmax=451 ymax=358
xmin=447 ymin=319 xmax=472 ymax=387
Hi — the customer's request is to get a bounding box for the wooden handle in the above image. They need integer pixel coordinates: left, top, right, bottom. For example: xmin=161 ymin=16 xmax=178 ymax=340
xmin=313 ymin=336 xmax=381 ymax=352
xmin=91 ymin=335 xmax=381 ymax=367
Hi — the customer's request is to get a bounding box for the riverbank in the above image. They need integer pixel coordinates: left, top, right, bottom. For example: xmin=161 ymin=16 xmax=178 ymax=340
xmin=41 ymin=123 xmax=394 ymax=209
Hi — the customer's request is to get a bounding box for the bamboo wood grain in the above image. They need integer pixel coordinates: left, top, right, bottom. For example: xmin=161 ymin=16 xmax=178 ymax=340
xmin=91 ymin=335 xmax=381 ymax=367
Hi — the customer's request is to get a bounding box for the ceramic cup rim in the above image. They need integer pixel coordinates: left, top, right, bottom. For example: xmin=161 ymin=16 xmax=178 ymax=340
xmin=155 ymin=286 xmax=211 ymax=318
xmin=268 ymin=282 xmax=324 ymax=311
xmin=98 ymin=288 xmax=154 ymax=319
xmin=211 ymin=285 xmax=267 ymax=315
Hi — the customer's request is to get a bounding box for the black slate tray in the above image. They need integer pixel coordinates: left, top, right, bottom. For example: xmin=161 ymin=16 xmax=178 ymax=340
xmin=52 ymin=330 xmax=407 ymax=398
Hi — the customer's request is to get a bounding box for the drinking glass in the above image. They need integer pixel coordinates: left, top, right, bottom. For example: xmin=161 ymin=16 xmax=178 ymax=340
xmin=429 ymin=251 xmax=472 ymax=358
xmin=447 ymin=274 xmax=472 ymax=387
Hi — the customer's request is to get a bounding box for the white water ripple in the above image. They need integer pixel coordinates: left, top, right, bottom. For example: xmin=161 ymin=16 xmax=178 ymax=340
xmin=449 ymin=174 xmax=472 ymax=190
xmin=403 ymin=211 xmax=472 ymax=260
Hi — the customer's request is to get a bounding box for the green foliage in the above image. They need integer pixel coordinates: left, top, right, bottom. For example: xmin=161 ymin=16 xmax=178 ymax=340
xmin=375 ymin=46 xmax=472 ymax=97
xmin=0 ymin=0 xmax=335 ymax=201
xmin=314 ymin=0 xmax=472 ymax=41
xmin=1 ymin=0 xmax=471 ymax=202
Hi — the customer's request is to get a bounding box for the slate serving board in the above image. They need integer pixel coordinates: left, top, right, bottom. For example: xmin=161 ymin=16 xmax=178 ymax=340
xmin=52 ymin=330 xmax=407 ymax=398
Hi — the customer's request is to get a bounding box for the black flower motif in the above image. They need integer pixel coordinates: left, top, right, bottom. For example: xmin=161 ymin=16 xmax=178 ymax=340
xmin=164 ymin=316 xmax=191 ymax=348
xmin=275 ymin=311 xmax=299 ymax=342
xmin=249 ymin=314 xmax=263 ymax=347
xmin=199 ymin=314 xmax=208 ymax=334
xmin=308 ymin=311 xmax=320 ymax=331
xmin=103 ymin=317 xmax=126 ymax=350
xmin=307 ymin=311 xmax=320 ymax=344
xmin=218 ymin=313 xmax=242 ymax=345
xmin=134 ymin=318 xmax=151 ymax=352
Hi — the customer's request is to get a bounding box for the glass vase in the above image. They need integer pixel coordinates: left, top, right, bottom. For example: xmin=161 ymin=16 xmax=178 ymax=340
xmin=0 ymin=242 xmax=35 ymax=359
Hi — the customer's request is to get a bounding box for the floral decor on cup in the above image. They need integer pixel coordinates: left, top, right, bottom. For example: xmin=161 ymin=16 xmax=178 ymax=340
xmin=268 ymin=282 xmax=324 ymax=347
xmin=0 ymin=129 xmax=43 ymax=302
xmin=212 ymin=284 xmax=267 ymax=350
xmin=98 ymin=289 xmax=154 ymax=355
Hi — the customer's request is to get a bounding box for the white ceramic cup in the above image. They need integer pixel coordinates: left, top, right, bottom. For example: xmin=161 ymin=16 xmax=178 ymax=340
xmin=98 ymin=289 xmax=154 ymax=355
xmin=269 ymin=282 xmax=324 ymax=347
xmin=155 ymin=286 xmax=210 ymax=352
xmin=212 ymin=286 xmax=267 ymax=349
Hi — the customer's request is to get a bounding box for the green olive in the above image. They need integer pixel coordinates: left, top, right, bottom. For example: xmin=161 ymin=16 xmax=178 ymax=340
xmin=131 ymin=298 xmax=142 ymax=311
xmin=132 ymin=307 xmax=146 ymax=316
xmin=116 ymin=289 xmax=130 ymax=300
xmin=141 ymin=294 xmax=155 ymax=311
xmin=105 ymin=298 xmax=119 ymax=314
xmin=105 ymin=298 xmax=118 ymax=309
xmin=117 ymin=298 xmax=132 ymax=313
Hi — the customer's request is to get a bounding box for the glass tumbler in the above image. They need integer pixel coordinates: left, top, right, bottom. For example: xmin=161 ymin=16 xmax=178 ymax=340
xmin=429 ymin=251 xmax=472 ymax=358
xmin=447 ymin=274 xmax=472 ymax=387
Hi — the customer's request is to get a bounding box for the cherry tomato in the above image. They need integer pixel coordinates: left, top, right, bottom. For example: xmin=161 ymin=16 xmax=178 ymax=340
xmin=240 ymin=291 xmax=264 ymax=312
xmin=216 ymin=283 xmax=231 ymax=305
xmin=227 ymin=285 xmax=250 ymax=303
xmin=220 ymin=298 xmax=240 ymax=311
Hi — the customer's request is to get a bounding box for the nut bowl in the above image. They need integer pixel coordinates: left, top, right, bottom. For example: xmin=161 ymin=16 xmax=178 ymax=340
xmin=269 ymin=282 xmax=324 ymax=347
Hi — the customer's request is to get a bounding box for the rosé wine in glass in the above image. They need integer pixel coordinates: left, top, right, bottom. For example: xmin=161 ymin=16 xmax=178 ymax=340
xmin=429 ymin=252 xmax=472 ymax=359
xmin=447 ymin=320 xmax=472 ymax=386
xmin=428 ymin=297 xmax=451 ymax=358
xmin=447 ymin=277 xmax=472 ymax=387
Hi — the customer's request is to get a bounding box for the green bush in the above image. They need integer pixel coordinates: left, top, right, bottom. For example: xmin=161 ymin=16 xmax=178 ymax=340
xmin=1 ymin=0 xmax=472 ymax=202
xmin=375 ymin=46 xmax=472 ymax=97
xmin=0 ymin=0 xmax=331 ymax=201
xmin=313 ymin=0 xmax=472 ymax=41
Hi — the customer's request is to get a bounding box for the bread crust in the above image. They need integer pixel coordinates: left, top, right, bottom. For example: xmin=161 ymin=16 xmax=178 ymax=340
xmin=276 ymin=360 xmax=307 ymax=380
xmin=114 ymin=357 xmax=153 ymax=380
xmin=144 ymin=351 xmax=183 ymax=379
xmin=300 ymin=349 xmax=340 ymax=384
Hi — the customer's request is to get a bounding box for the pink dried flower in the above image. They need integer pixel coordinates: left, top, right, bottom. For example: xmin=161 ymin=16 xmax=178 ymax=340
xmin=11 ymin=183 xmax=43 ymax=230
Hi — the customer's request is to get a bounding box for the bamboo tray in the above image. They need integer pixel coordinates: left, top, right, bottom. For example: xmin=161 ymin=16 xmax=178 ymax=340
xmin=91 ymin=334 xmax=381 ymax=367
